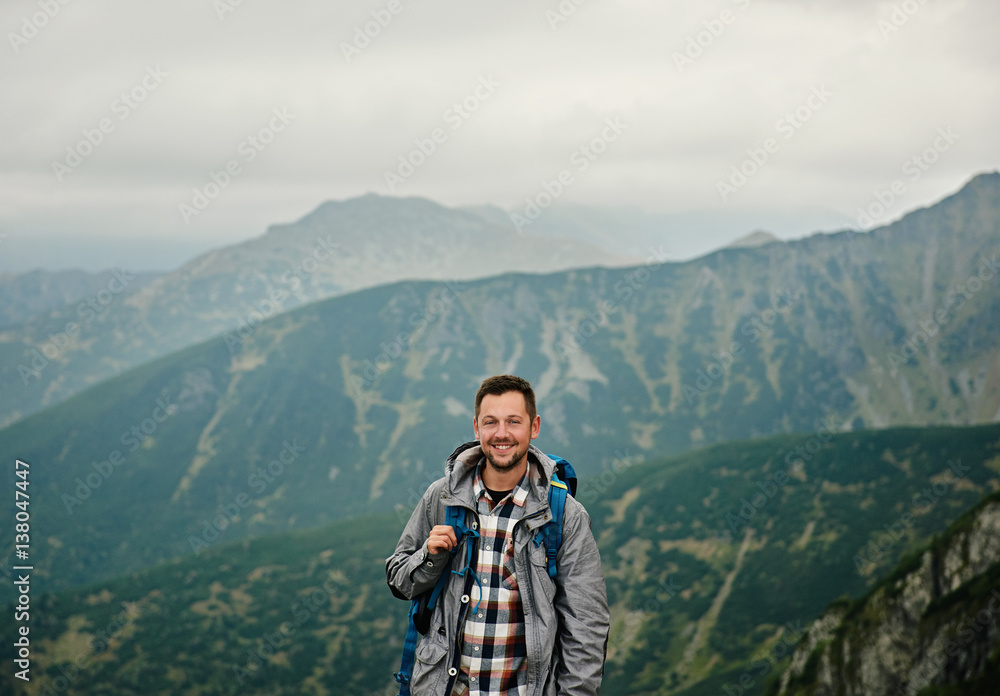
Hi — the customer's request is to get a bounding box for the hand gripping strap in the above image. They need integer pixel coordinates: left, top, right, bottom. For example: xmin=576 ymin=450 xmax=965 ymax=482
xmin=395 ymin=506 xmax=478 ymax=695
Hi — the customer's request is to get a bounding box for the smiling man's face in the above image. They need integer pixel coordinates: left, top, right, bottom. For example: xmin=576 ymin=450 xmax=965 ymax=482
xmin=473 ymin=391 xmax=541 ymax=476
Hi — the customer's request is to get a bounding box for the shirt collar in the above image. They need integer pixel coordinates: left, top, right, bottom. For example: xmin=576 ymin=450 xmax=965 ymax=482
xmin=473 ymin=458 xmax=531 ymax=508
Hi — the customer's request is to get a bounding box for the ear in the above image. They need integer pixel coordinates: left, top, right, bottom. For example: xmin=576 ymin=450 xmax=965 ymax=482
xmin=530 ymin=415 xmax=540 ymax=440
xmin=473 ymin=415 xmax=480 ymax=439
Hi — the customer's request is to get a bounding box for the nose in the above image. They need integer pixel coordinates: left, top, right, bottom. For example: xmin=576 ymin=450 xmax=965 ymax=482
xmin=496 ymin=422 xmax=508 ymax=438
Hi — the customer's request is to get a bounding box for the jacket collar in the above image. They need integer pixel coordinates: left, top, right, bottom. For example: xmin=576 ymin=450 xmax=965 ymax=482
xmin=445 ymin=441 xmax=556 ymax=516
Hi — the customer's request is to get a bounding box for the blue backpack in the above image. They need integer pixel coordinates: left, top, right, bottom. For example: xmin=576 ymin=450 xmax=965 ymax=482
xmin=393 ymin=453 xmax=577 ymax=695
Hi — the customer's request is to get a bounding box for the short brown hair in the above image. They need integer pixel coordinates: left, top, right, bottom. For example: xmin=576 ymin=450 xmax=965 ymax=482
xmin=475 ymin=375 xmax=537 ymax=422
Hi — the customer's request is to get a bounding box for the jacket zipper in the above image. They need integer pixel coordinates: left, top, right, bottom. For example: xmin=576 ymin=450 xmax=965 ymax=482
xmin=445 ymin=505 xmax=480 ymax=695
xmin=442 ymin=495 xmax=552 ymax=694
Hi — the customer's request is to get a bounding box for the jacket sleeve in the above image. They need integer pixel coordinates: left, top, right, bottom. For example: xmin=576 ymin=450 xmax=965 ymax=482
xmin=385 ymin=481 xmax=453 ymax=600
xmin=553 ymin=498 xmax=610 ymax=695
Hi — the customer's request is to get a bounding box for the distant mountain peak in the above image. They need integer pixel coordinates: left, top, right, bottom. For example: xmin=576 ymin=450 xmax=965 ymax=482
xmin=725 ymin=229 xmax=779 ymax=249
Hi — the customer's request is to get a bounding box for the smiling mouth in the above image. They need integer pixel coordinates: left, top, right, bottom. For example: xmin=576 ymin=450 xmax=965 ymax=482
xmin=492 ymin=443 xmax=514 ymax=453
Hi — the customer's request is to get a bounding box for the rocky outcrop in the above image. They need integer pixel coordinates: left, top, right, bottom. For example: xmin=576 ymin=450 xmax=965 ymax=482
xmin=777 ymin=492 xmax=1000 ymax=696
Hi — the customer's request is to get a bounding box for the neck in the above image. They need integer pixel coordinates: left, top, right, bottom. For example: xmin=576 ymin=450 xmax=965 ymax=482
xmin=482 ymin=457 xmax=528 ymax=491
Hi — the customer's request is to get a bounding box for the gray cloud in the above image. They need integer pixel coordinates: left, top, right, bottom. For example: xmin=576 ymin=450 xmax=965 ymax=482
xmin=1 ymin=0 xmax=997 ymax=270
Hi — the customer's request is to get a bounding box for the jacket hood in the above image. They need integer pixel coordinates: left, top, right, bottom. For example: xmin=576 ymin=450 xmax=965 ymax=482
xmin=444 ymin=440 xmax=557 ymax=510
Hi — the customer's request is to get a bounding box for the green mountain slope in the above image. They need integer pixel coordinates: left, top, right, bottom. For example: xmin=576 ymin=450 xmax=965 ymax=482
xmin=776 ymin=491 xmax=1000 ymax=696
xmin=2 ymin=423 xmax=999 ymax=695
xmin=592 ymin=423 xmax=1000 ymax=696
xmin=2 ymin=174 xmax=1000 ymax=594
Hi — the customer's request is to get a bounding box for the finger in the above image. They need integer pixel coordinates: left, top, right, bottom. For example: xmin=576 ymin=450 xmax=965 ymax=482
xmin=428 ymin=527 xmax=455 ymax=553
xmin=432 ymin=525 xmax=457 ymax=544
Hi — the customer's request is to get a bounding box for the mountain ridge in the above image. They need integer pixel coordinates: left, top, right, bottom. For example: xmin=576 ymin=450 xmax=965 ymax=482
xmin=0 ymin=194 xmax=638 ymax=429
xmin=2 ymin=173 xmax=1000 ymax=597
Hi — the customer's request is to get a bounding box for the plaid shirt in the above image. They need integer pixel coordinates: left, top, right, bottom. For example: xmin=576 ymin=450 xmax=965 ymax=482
xmin=452 ymin=461 xmax=531 ymax=696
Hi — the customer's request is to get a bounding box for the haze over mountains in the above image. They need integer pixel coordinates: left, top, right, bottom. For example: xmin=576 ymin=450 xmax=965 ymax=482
xmin=0 ymin=194 xmax=638 ymax=428
xmin=1 ymin=172 xmax=999 ymax=695
xmin=3 ymin=174 xmax=998 ymax=434
xmin=2 ymin=171 xmax=999 ymax=591
xmin=0 ymin=268 xmax=162 ymax=331
xmin=465 ymin=202 xmax=838 ymax=261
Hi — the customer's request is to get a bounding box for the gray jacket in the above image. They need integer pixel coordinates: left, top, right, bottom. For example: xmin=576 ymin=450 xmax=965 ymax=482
xmin=386 ymin=443 xmax=610 ymax=695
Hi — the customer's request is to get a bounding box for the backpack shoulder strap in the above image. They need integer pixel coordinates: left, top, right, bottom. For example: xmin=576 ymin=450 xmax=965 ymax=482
xmin=395 ymin=505 xmax=476 ymax=694
xmin=544 ymin=471 xmax=569 ymax=579
xmin=534 ymin=453 xmax=575 ymax=580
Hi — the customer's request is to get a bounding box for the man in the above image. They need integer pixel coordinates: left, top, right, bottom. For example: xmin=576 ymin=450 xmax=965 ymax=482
xmin=386 ymin=375 xmax=610 ymax=696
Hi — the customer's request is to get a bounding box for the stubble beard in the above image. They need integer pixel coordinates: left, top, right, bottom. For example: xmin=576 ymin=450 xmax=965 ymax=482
xmin=484 ymin=441 xmax=529 ymax=476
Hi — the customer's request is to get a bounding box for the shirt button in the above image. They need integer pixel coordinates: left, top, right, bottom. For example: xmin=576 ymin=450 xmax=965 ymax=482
xmin=478 ymin=613 xmax=484 ymax=618
xmin=485 ymin=545 xmax=491 ymax=551
xmin=474 ymin=646 xmax=480 ymax=652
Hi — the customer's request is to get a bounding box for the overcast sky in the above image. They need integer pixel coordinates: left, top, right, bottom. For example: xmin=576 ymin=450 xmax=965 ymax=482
xmin=1 ymin=0 xmax=997 ymax=272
